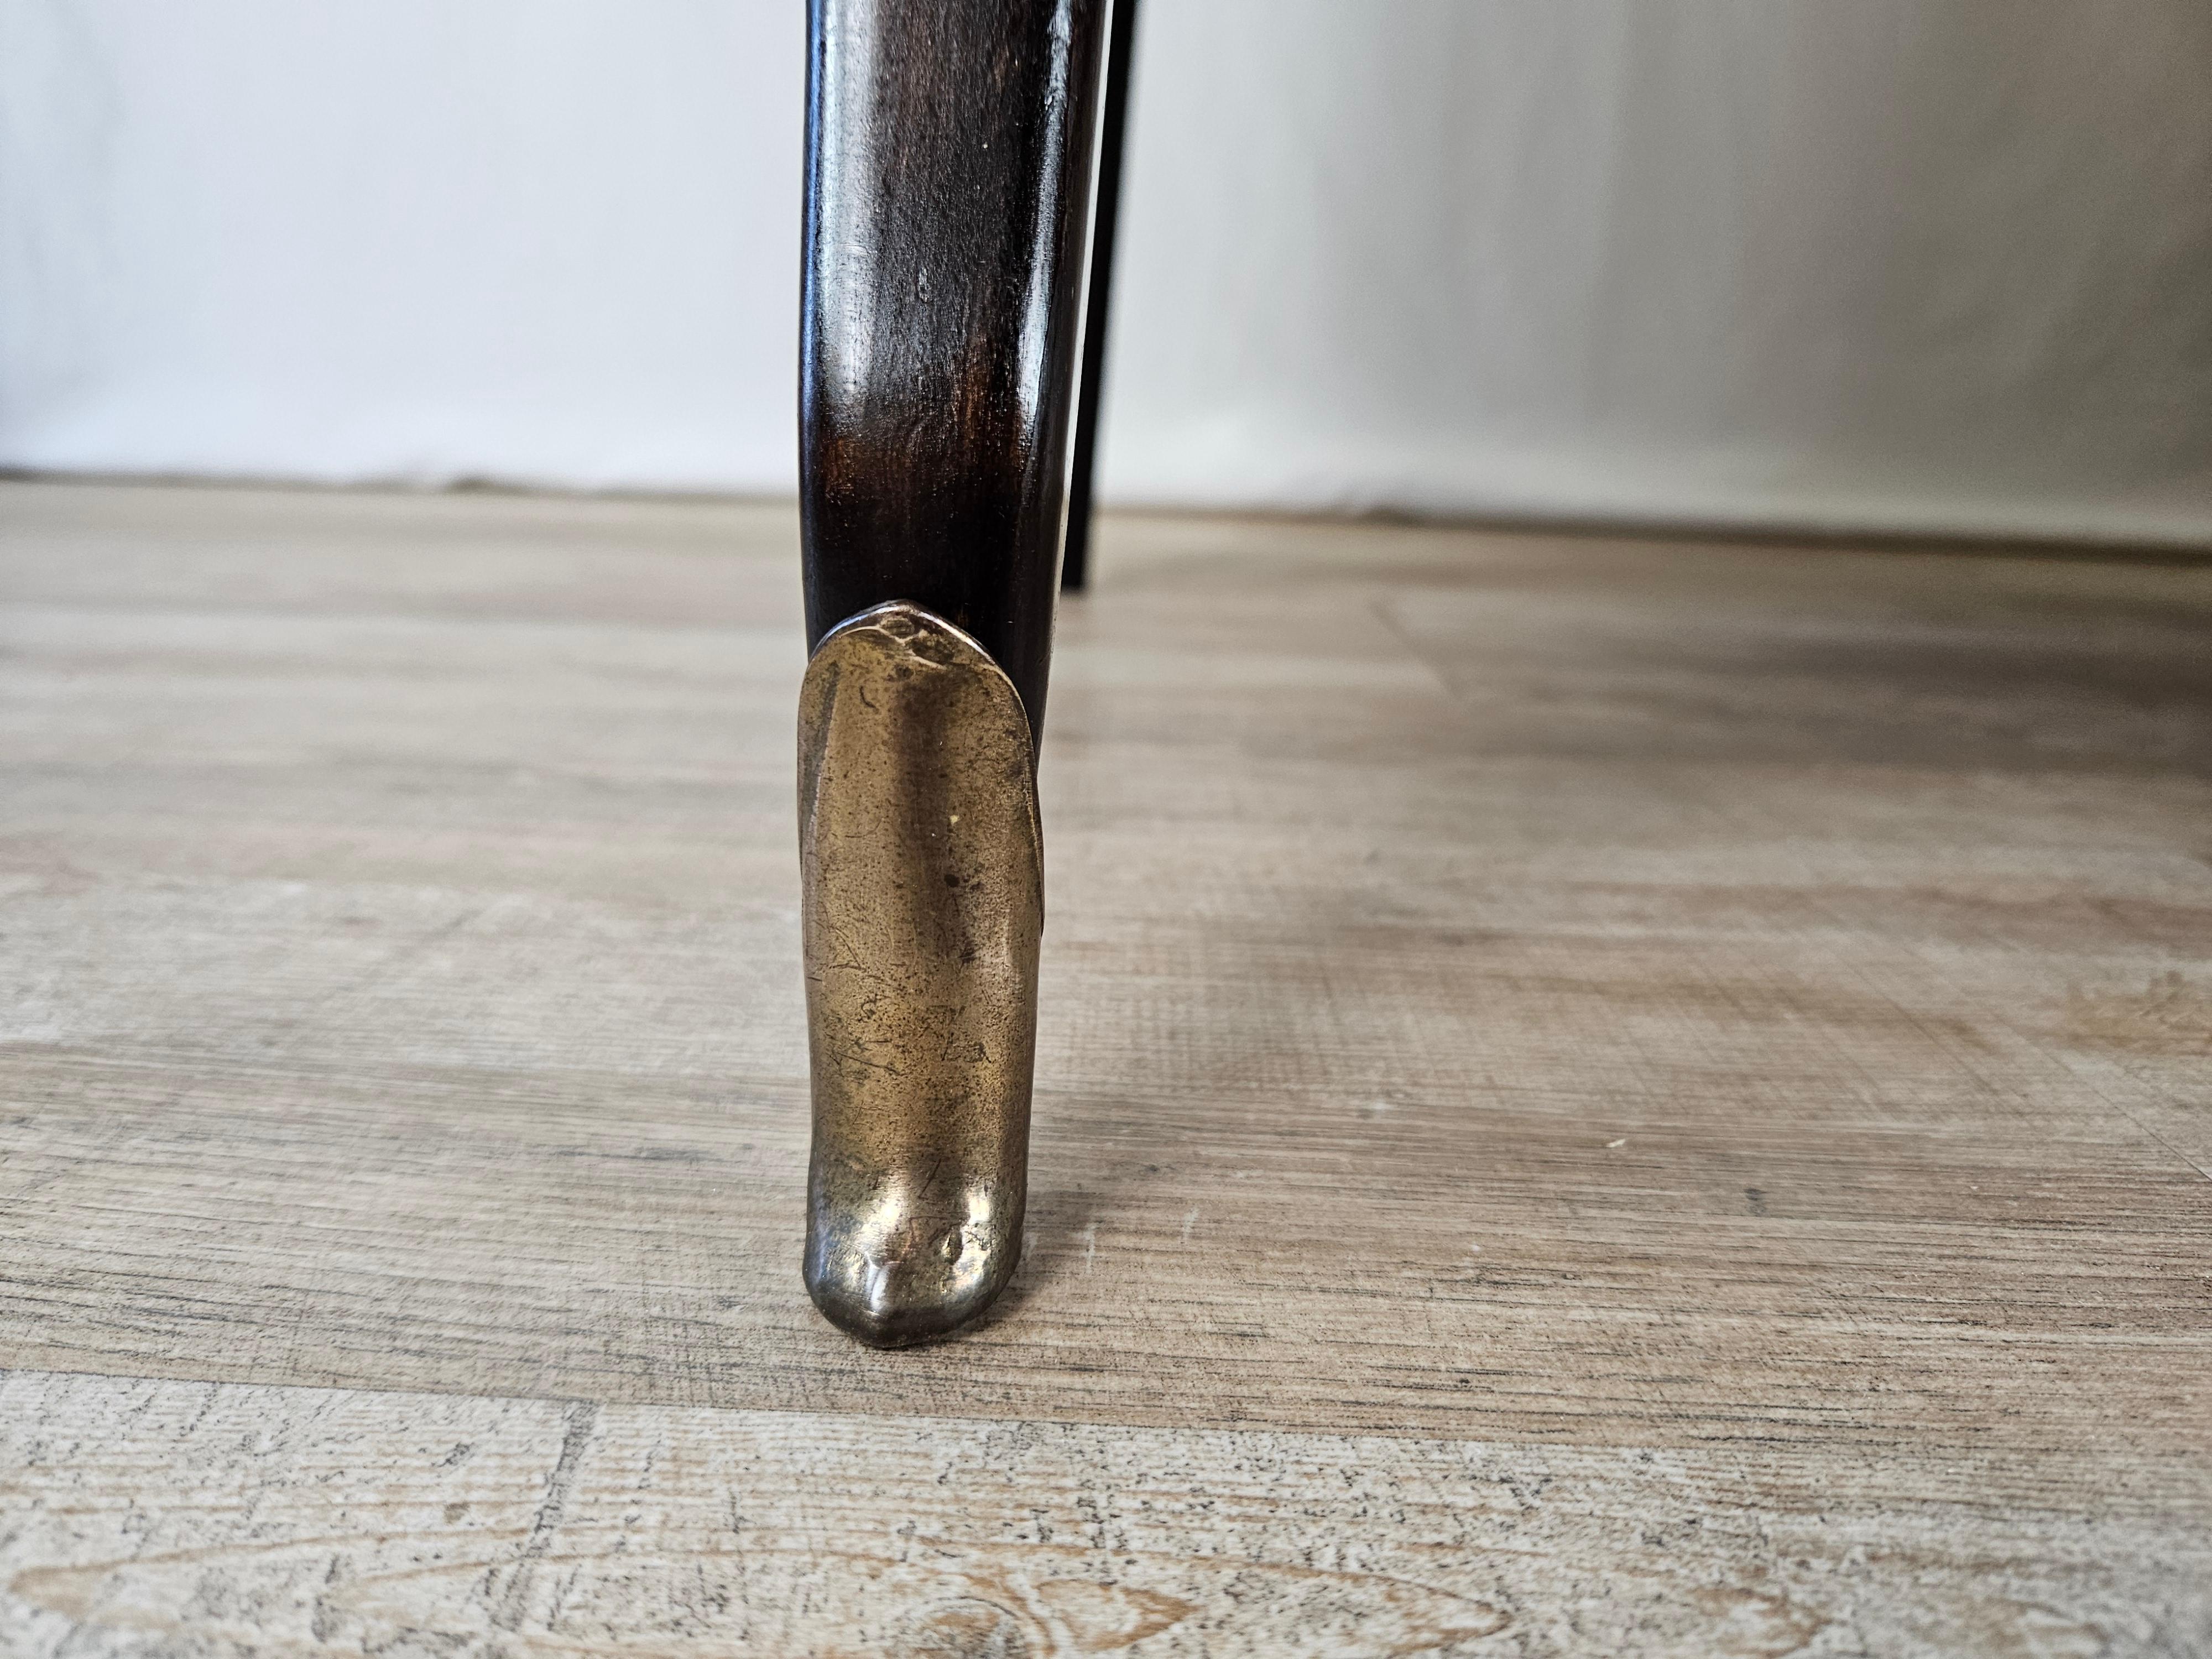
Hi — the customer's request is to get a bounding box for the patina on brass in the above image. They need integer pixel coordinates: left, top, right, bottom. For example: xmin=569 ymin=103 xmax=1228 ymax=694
xmin=798 ymin=601 xmax=1043 ymax=1347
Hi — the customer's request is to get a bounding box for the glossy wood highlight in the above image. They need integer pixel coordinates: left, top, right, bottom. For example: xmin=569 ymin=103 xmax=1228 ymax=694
xmin=801 ymin=0 xmax=1110 ymax=729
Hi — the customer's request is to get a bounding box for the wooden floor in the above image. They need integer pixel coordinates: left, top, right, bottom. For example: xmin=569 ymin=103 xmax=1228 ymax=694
xmin=2 ymin=481 xmax=2208 ymax=1656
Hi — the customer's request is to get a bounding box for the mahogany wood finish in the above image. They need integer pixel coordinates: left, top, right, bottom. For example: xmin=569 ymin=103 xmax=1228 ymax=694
xmin=800 ymin=0 xmax=1112 ymax=733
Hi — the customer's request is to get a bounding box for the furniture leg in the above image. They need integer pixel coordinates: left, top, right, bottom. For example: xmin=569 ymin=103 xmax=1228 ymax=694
xmin=1060 ymin=0 xmax=1139 ymax=594
xmin=797 ymin=0 xmax=1112 ymax=1346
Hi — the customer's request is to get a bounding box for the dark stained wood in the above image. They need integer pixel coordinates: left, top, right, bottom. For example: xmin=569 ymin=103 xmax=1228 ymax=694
xmin=1061 ymin=0 xmax=1139 ymax=594
xmin=801 ymin=0 xmax=1110 ymax=732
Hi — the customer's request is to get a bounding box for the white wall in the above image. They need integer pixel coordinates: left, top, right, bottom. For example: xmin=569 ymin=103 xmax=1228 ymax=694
xmin=5 ymin=1 xmax=2209 ymax=545
xmin=0 ymin=0 xmax=804 ymax=492
xmin=1110 ymin=1 xmax=2212 ymax=545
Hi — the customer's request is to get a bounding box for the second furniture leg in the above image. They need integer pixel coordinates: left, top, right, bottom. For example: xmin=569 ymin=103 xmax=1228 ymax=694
xmin=1061 ymin=0 xmax=1139 ymax=594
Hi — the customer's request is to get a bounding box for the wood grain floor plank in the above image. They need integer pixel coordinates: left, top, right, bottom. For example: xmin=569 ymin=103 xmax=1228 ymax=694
xmin=2 ymin=482 xmax=2208 ymax=1460
xmin=4 ymin=1367 xmax=2206 ymax=1658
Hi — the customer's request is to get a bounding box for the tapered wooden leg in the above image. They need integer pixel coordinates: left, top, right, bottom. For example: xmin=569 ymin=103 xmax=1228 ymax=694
xmin=1061 ymin=0 xmax=1139 ymax=594
xmin=797 ymin=0 xmax=1110 ymax=1346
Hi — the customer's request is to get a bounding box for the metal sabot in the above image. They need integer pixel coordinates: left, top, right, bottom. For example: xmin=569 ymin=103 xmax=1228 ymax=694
xmin=797 ymin=601 xmax=1043 ymax=1346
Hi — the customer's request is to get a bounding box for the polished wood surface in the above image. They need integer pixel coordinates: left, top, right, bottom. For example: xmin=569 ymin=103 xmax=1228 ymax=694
xmin=3 ymin=482 xmax=2209 ymax=1654
xmin=801 ymin=0 xmax=1108 ymax=729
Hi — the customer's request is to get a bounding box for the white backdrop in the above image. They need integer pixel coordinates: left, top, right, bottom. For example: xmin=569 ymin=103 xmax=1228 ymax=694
xmin=4 ymin=0 xmax=2209 ymax=545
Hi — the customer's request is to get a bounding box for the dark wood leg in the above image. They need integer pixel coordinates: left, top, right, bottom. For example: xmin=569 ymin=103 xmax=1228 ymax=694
xmin=801 ymin=0 xmax=1111 ymax=731
xmin=1061 ymin=0 xmax=1139 ymax=594
xmin=797 ymin=0 xmax=1111 ymax=1347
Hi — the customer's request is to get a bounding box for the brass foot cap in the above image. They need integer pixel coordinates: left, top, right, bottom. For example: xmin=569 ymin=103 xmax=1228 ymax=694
xmin=805 ymin=1182 xmax=1021 ymax=1348
xmin=797 ymin=601 xmax=1043 ymax=1348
